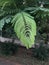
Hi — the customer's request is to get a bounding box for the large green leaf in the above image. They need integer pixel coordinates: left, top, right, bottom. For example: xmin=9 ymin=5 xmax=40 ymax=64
xmin=12 ymin=12 xmax=36 ymax=49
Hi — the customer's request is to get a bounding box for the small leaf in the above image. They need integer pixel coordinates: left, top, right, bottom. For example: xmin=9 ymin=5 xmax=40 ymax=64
xmin=0 ymin=20 xmax=4 ymax=30
xmin=0 ymin=15 xmax=12 ymax=30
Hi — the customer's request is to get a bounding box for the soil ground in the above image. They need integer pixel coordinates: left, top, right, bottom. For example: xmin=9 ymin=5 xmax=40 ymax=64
xmin=0 ymin=46 xmax=49 ymax=65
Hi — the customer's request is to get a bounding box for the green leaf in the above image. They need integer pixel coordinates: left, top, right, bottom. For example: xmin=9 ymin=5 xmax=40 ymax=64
xmin=0 ymin=0 xmax=16 ymax=7
xmin=0 ymin=20 xmax=4 ymax=30
xmin=0 ymin=16 xmax=12 ymax=30
xmin=25 ymin=7 xmax=49 ymax=14
xmin=12 ymin=12 xmax=36 ymax=49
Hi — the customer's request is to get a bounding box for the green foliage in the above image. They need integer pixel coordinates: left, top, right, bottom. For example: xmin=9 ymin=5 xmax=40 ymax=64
xmin=0 ymin=16 xmax=12 ymax=31
xmin=0 ymin=0 xmax=37 ymax=49
xmin=11 ymin=12 xmax=36 ymax=49
xmin=0 ymin=0 xmax=16 ymax=8
xmin=25 ymin=7 xmax=49 ymax=15
xmin=25 ymin=6 xmax=49 ymax=42
xmin=26 ymin=0 xmax=49 ymax=7
xmin=0 ymin=0 xmax=49 ymax=49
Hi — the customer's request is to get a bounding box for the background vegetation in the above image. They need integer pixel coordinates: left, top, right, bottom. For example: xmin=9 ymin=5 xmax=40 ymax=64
xmin=0 ymin=0 xmax=49 ymax=60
